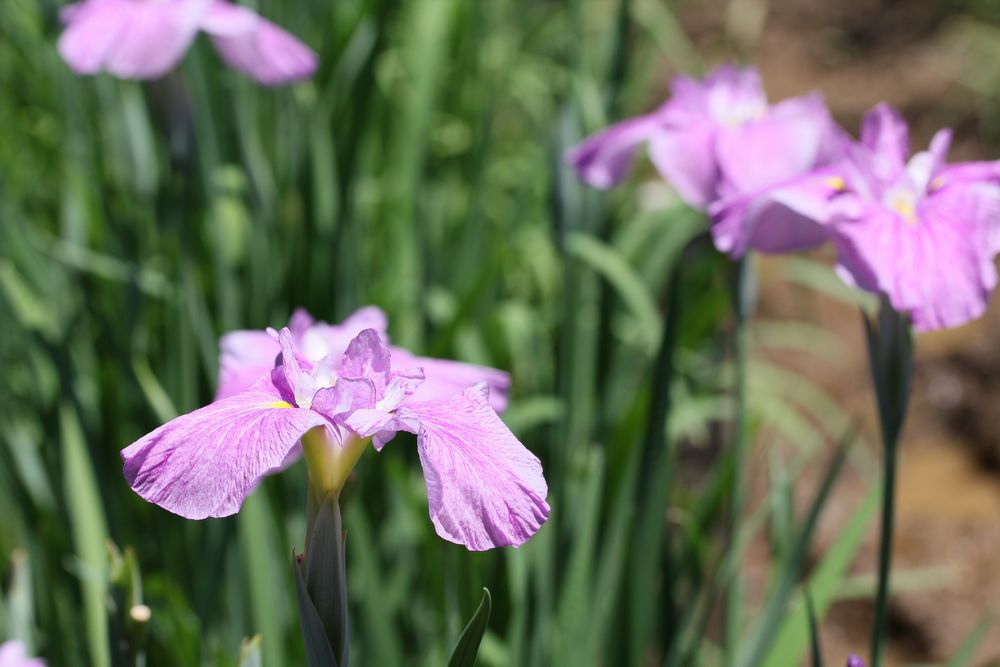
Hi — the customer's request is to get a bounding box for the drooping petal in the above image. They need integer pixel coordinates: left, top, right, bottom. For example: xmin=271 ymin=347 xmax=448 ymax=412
xmin=403 ymin=385 xmax=550 ymax=550
xmin=833 ymin=185 xmax=1000 ymax=332
xmin=709 ymin=169 xmax=850 ymax=256
xmin=216 ymin=330 xmax=280 ymax=401
xmin=121 ymin=378 xmax=328 ymax=519
xmin=201 ymin=1 xmax=317 ymax=86
xmin=391 ymin=348 xmax=510 ymax=413
xmin=860 ymin=103 xmax=909 ymax=183
xmin=58 ymin=0 xmax=206 ymax=79
xmin=565 ymin=114 xmax=666 ymax=190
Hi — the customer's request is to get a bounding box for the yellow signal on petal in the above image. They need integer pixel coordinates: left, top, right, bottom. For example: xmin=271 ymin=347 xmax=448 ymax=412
xmin=824 ymin=175 xmax=846 ymax=191
xmin=266 ymin=401 xmax=295 ymax=409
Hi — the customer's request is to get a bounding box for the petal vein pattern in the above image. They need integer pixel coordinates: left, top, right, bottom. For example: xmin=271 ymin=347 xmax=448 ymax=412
xmin=405 ymin=386 xmax=550 ymax=551
xmin=122 ymin=377 xmax=327 ymax=519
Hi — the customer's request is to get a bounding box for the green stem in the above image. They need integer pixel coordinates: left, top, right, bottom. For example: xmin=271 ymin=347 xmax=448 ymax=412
xmin=725 ymin=254 xmax=754 ymax=666
xmin=866 ymin=300 xmax=912 ymax=667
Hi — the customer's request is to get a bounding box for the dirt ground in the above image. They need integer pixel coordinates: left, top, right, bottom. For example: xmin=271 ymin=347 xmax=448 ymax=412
xmin=673 ymin=1 xmax=1000 ymax=664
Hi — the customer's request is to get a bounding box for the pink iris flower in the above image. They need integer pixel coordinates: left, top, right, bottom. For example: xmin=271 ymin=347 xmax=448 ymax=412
xmin=830 ymin=104 xmax=1000 ymax=331
xmin=846 ymin=655 xmax=865 ymax=667
xmin=122 ymin=315 xmax=548 ymax=551
xmin=58 ymin=0 xmax=317 ymax=86
xmin=0 ymin=641 xmax=45 ymax=667
xmin=736 ymin=103 xmax=1000 ymax=331
xmin=215 ymin=306 xmax=511 ymax=413
xmin=565 ymin=65 xmax=838 ymax=255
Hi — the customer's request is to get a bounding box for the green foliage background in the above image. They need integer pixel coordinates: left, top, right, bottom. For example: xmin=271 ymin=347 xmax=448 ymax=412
xmin=4 ymin=0 xmax=994 ymax=665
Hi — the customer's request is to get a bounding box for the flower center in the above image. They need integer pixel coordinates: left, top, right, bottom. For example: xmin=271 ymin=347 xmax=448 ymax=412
xmin=301 ymin=427 xmax=370 ymax=495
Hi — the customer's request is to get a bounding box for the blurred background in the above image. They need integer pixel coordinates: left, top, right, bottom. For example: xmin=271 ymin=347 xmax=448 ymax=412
xmin=2 ymin=0 xmax=1000 ymax=665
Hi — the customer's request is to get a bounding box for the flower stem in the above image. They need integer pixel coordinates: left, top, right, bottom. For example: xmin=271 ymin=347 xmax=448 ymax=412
xmin=864 ymin=300 xmax=913 ymax=667
xmin=724 ymin=254 xmax=754 ymax=667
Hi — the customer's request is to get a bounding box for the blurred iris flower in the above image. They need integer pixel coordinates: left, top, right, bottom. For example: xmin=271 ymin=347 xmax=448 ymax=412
xmin=122 ymin=312 xmax=549 ymax=551
xmin=566 ymin=64 xmax=838 ymax=254
xmin=846 ymin=655 xmax=865 ymax=667
xmin=725 ymin=103 xmax=1000 ymax=331
xmin=58 ymin=0 xmax=317 ymax=85
xmin=0 ymin=641 xmax=44 ymax=667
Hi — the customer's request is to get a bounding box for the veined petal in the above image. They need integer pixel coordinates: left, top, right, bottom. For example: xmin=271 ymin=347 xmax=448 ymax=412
xmin=565 ymin=114 xmax=665 ymax=190
xmin=121 ymin=378 xmax=328 ymax=519
xmin=202 ymin=1 xmax=317 ymax=85
xmin=404 ymin=385 xmax=550 ymax=550
xmin=391 ymin=347 xmax=510 ymax=413
xmin=59 ymin=0 xmax=206 ymax=79
xmin=275 ymin=327 xmax=316 ymax=407
xmin=299 ymin=305 xmax=388 ymax=361
xmin=216 ymin=330 xmax=280 ymax=401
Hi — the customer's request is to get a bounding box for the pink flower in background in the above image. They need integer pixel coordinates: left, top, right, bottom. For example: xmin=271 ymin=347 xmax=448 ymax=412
xmin=216 ymin=306 xmax=511 ymax=412
xmin=58 ymin=0 xmax=317 ymax=85
xmin=122 ymin=324 xmax=548 ymax=550
xmin=827 ymin=104 xmax=1000 ymax=331
xmin=0 ymin=641 xmax=45 ymax=667
xmin=565 ymin=65 xmax=838 ymax=255
xmin=846 ymin=655 xmax=865 ymax=667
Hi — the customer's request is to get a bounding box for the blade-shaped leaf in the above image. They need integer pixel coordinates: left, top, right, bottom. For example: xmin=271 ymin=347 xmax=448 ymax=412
xmin=448 ymin=588 xmax=492 ymax=667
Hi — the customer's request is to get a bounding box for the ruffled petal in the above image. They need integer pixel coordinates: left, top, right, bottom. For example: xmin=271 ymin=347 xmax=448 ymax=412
xmin=340 ymin=329 xmax=391 ymax=395
xmin=403 ymin=385 xmax=550 ymax=550
xmin=565 ymin=114 xmax=665 ymax=190
xmin=121 ymin=377 xmax=328 ymax=519
xmin=201 ymin=1 xmax=317 ymax=85
xmin=59 ymin=0 xmax=205 ymax=79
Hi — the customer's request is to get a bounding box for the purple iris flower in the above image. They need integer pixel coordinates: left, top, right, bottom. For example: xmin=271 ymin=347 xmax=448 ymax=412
xmin=215 ymin=306 xmax=511 ymax=413
xmin=122 ymin=321 xmax=549 ymax=551
xmin=846 ymin=654 xmax=865 ymax=667
xmin=565 ymin=64 xmax=838 ymax=254
xmin=733 ymin=103 xmax=1000 ymax=331
xmin=0 ymin=641 xmax=45 ymax=667
xmin=58 ymin=0 xmax=317 ymax=86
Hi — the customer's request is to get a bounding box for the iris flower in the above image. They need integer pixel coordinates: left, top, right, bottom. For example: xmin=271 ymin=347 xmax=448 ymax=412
xmin=58 ymin=0 xmax=317 ymax=85
xmin=724 ymin=103 xmax=1000 ymax=331
xmin=0 ymin=641 xmax=44 ymax=667
xmin=122 ymin=313 xmax=549 ymax=551
xmin=830 ymin=104 xmax=1000 ymax=331
xmin=846 ymin=655 xmax=865 ymax=667
xmin=565 ymin=64 xmax=837 ymax=254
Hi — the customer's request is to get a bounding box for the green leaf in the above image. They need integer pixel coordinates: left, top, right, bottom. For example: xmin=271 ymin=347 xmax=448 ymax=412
xmin=945 ymin=610 xmax=994 ymax=667
xmin=60 ymin=402 xmax=111 ymax=667
xmin=292 ymin=555 xmax=337 ymax=667
xmin=303 ymin=493 xmax=349 ymax=667
xmin=806 ymin=590 xmax=823 ymax=667
xmin=736 ymin=428 xmax=855 ymax=667
xmin=761 ymin=485 xmax=879 ymax=667
xmin=448 ymin=588 xmax=492 ymax=667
